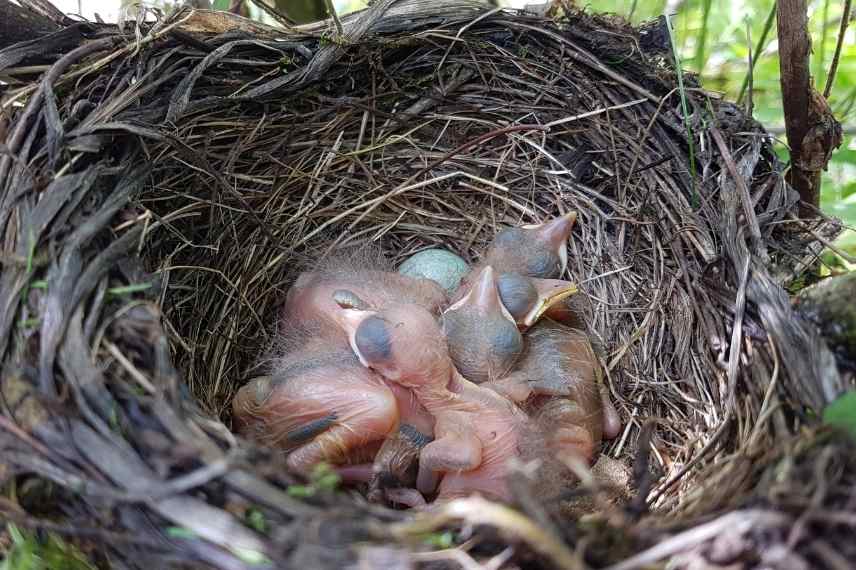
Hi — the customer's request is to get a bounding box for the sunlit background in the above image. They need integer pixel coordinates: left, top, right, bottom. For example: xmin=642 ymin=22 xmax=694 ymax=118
xmin=10 ymin=0 xmax=856 ymax=253
xmin=48 ymin=0 xmax=530 ymax=24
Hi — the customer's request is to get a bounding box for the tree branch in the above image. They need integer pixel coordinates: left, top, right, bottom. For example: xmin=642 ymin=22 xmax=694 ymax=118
xmin=776 ymin=0 xmax=843 ymax=216
xmin=823 ymin=0 xmax=852 ymax=99
xmin=776 ymin=0 xmax=818 ymax=213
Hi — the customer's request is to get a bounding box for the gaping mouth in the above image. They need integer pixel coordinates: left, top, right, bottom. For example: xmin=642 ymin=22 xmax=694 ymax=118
xmin=520 ymin=279 xmax=578 ymax=328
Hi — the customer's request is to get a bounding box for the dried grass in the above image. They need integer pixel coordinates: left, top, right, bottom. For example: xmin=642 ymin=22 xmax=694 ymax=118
xmin=0 ymin=1 xmax=853 ymax=568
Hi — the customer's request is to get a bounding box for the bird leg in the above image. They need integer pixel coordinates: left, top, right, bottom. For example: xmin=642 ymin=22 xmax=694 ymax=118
xmin=334 ymin=463 xmax=375 ymax=483
xmin=479 ymin=373 xmax=534 ymax=403
xmin=384 ymin=487 xmax=428 ymax=508
xmin=535 ymin=398 xmax=600 ymax=465
xmin=285 ymin=424 xmax=376 ymax=473
xmin=416 ymin=427 xmax=483 ymax=495
xmin=368 ymin=423 xmax=433 ymax=503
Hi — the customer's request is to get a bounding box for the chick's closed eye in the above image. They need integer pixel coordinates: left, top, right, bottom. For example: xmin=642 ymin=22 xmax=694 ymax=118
xmin=496 ymin=273 xmax=537 ymax=320
xmin=526 ymin=252 xmax=558 ymax=277
xmin=355 ymin=316 xmax=393 ymax=362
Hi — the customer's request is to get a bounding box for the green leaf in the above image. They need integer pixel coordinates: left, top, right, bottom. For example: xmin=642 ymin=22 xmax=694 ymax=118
xmin=8 ymin=524 xmax=26 ymax=545
xmin=828 ymin=148 xmax=856 ymax=165
xmin=233 ymin=547 xmax=272 ymax=565
xmin=309 ymin=462 xmax=341 ymax=491
xmin=107 ymin=283 xmax=152 ymax=296
xmin=2 ymin=526 xmax=96 ymax=570
xmin=245 ymin=508 xmax=267 ymax=533
xmin=166 ymin=526 xmax=197 ymax=539
xmin=822 ymin=391 xmax=856 ymax=439
xmin=286 ymin=485 xmax=315 ymax=498
xmin=421 ymin=530 xmax=454 ymax=549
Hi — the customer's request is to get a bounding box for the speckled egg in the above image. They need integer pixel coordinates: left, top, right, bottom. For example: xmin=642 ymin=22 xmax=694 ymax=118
xmin=398 ymin=248 xmax=470 ymax=294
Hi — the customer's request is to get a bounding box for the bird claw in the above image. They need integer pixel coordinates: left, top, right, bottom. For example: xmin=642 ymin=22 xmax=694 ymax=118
xmin=384 ymin=487 xmax=427 ymax=508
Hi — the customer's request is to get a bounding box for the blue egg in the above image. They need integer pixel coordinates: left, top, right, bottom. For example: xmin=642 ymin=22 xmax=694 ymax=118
xmin=398 ymin=249 xmax=470 ymax=294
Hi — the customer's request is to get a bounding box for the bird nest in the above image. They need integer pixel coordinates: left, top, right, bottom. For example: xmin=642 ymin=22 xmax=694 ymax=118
xmin=1 ymin=1 xmax=854 ymax=568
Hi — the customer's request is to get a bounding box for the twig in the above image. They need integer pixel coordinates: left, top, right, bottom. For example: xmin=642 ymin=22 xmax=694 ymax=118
xmin=749 ymin=336 xmax=782 ymax=446
xmin=709 ymin=127 xmax=764 ymax=258
xmin=105 ymin=341 xmax=157 ymax=394
xmin=745 ymin=18 xmax=754 ymax=116
xmin=602 ymin=510 xmax=789 ymax=570
xmin=664 ymin=13 xmax=698 ymax=206
xmin=787 ymin=213 xmax=856 ymax=263
xmin=545 ymin=98 xmax=648 ymax=129
xmin=737 ymin=1 xmax=777 ymax=106
xmin=388 ymin=497 xmax=582 ymax=570
xmin=245 ymin=0 xmax=296 ymax=28
xmin=323 ymin=0 xmax=344 ymax=37
xmin=0 ymin=415 xmax=53 ymax=457
xmin=822 ymin=0 xmax=852 ymax=98
xmin=777 ymin=0 xmax=820 ymax=212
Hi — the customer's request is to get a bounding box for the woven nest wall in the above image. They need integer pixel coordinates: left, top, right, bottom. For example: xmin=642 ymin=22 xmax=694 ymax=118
xmin=1 ymin=1 xmax=855 ymax=569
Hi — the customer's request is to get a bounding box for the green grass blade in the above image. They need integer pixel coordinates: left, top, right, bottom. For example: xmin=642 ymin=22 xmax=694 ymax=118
xmin=665 ymin=12 xmax=699 ymax=207
xmin=816 ymin=0 xmax=831 ymax=85
xmin=106 ymin=283 xmax=152 ymax=296
xmin=737 ymin=1 xmax=777 ymax=106
xmin=694 ymin=0 xmax=713 ymax=73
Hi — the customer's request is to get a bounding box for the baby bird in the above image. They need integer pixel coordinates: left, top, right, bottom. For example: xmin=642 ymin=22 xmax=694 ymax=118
xmin=478 ymin=212 xmax=577 ymax=279
xmin=442 ymin=266 xmax=620 ymax=464
xmin=231 ymin=330 xmax=399 ymax=476
xmin=440 ymin=266 xmax=525 ymax=384
xmin=454 ymin=211 xmax=577 ymax=299
xmin=440 ymin=265 xmax=578 ymax=386
xmin=233 ymin=250 xmax=445 ymax=478
xmin=452 ymin=212 xmax=591 ymax=329
xmin=331 ymin=296 xmax=528 ymax=504
xmin=284 ymin=263 xmax=448 ymax=335
xmin=495 ymin=320 xmax=622 ymax=464
xmin=449 ymin=214 xmax=620 ymax=429
xmin=325 ymin=290 xmax=436 ymax=504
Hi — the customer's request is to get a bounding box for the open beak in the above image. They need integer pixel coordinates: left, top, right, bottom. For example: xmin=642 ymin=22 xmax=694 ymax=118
xmin=519 ymin=278 xmax=578 ymax=329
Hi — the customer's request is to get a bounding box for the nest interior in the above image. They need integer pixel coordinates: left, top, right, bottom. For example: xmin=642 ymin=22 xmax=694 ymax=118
xmin=1 ymin=1 xmax=854 ymax=569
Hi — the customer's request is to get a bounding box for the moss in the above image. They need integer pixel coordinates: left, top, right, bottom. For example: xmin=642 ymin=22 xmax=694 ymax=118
xmin=286 ymin=463 xmax=342 ymax=498
xmin=0 ymin=525 xmax=95 ymax=570
xmin=245 ymin=508 xmax=268 ymax=534
xmin=823 ymin=391 xmax=856 ymax=440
